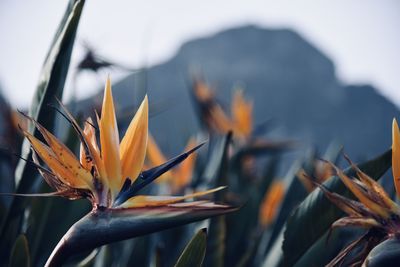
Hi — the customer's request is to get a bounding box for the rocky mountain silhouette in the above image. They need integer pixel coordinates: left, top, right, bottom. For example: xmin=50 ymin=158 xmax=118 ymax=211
xmin=78 ymin=25 xmax=399 ymax=159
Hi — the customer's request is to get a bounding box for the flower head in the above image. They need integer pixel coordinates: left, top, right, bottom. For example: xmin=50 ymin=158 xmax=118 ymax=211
xmin=192 ymin=79 xmax=253 ymax=141
xmin=314 ymin=120 xmax=400 ymax=266
xmin=23 ymin=77 xmax=224 ymax=209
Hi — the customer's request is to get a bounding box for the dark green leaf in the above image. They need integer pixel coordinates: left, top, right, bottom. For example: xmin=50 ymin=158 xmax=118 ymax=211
xmin=363 ymin=237 xmax=400 ymax=267
xmin=0 ymin=0 xmax=85 ymax=260
xmin=204 ymin=133 xmax=231 ymax=267
xmin=282 ymin=149 xmax=391 ymax=267
xmin=202 ymin=132 xmax=232 ymax=190
xmin=9 ymin=234 xmax=30 ymax=267
xmin=174 ymin=228 xmax=207 ymax=267
xmin=294 ymin=228 xmax=362 ymax=267
xmin=227 ymin=156 xmax=281 ymax=266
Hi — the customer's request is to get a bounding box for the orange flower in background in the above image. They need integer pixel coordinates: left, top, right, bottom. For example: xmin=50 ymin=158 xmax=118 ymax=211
xmin=146 ymin=134 xmax=198 ymax=193
xmin=22 ymin=77 xmax=225 ymax=209
xmin=192 ymin=79 xmax=253 ymax=141
xmin=297 ymin=160 xmax=334 ymax=192
xmin=231 ymin=89 xmax=253 ymax=140
xmin=314 ymin=119 xmax=400 ymax=266
xmin=259 ymin=180 xmax=285 ymax=228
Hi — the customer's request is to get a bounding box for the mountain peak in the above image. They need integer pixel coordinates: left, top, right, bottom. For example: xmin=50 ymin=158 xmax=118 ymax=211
xmin=81 ymin=25 xmax=398 ymax=157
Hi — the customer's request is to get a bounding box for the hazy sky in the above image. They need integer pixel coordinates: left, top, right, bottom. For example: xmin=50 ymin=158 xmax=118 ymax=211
xmin=0 ymin=0 xmax=399 ymax=108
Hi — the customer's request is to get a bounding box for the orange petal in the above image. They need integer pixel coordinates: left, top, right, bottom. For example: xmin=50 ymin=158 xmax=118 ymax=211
xmin=99 ymin=77 xmax=122 ymax=195
xmin=344 ymin=155 xmax=399 ymax=213
xmin=80 ymin=118 xmax=99 ymax=169
xmin=334 ymin=165 xmax=390 ymax=218
xmin=392 ymin=118 xmax=400 ymax=197
xmin=193 ymin=80 xmax=214 ymax=102
xmin=259 ymin=181 xmax=285 ymax=227
xmin=30 ymin=120 xmax=93 ymax=187
xmin=24 ymin=131 xmax=90 ymax=189
xmin=209 ymin=105 xmax=233 ymax=133
xmin=120 ymin=96 xmax=148 ymax=183
xmin=231 ymin=89 xmax=253 ymax=138
xmin=119 ymin=186 xmax=226 ymax=208
xmin=172 ymin=137 xmax=198 ymax=192
xmin=54 ymin=99 xmax=106 ymax=185
xmin=147 ymin=134 xmax=171 ymax=184
xmin=146 ymin=134 xmax=167 ymax=167
xmin=354 ymin=167 xmax=398 ymax=213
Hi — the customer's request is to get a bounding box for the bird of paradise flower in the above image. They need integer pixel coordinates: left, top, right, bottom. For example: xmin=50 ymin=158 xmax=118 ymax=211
xmin=17 ymin=77 xmax=236 ymax=266
xmin=312 ymin=119 xmax=400 ymax=266
xmin=191 ymin=78 xmax=253 ymax=142
xmin=190 ymin=77 xmax=294 ymax=161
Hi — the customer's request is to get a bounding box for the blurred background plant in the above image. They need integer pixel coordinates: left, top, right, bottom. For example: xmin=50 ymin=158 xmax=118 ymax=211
xmin=0 ymin=0 xmax=398 ymax=266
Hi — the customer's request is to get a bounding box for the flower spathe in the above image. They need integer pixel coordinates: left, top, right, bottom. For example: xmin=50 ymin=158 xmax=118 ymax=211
xmin=23 ymin=77 xmax=224 ymax=209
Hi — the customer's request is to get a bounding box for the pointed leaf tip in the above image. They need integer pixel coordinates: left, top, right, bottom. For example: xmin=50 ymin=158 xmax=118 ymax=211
xmin=174 ymin=228 xmax=207 ymax=267
xmin=10 ymin=234 xmax=30 ymax=267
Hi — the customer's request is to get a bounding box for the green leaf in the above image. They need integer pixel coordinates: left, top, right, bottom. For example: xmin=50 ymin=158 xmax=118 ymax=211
xmin=293 ymin=228 xmax=362 ymax=267
xmin=202 ymin=132 xmax=232 ymax=191
xmin=174 ymin=228 xmax=207 ymax=267
xmin=0 ymin=0 xmax=85 ymax=260
xmin=46 ymin=205 xmax=237 ymax=266
xmin=16 ymin=0 xmax=85 ymax=188
xmin=282 ymin=149 xmax=391 ymax=267
xmin=363 ymin=236 xmax=400 ymax=267
xmin=30 ymin=198 xmax=91 ymax=266
xmin=204 ymin=133 xmax=231 ymax=267
xmin=9 ymin=234 xmax=30 ymax=267
xmin=227 ymin=156 xmax=280 ymax=266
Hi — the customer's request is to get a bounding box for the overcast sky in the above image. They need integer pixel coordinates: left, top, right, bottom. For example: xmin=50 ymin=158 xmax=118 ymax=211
xmin=0 ymin=0 xmax=399 ymax=108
